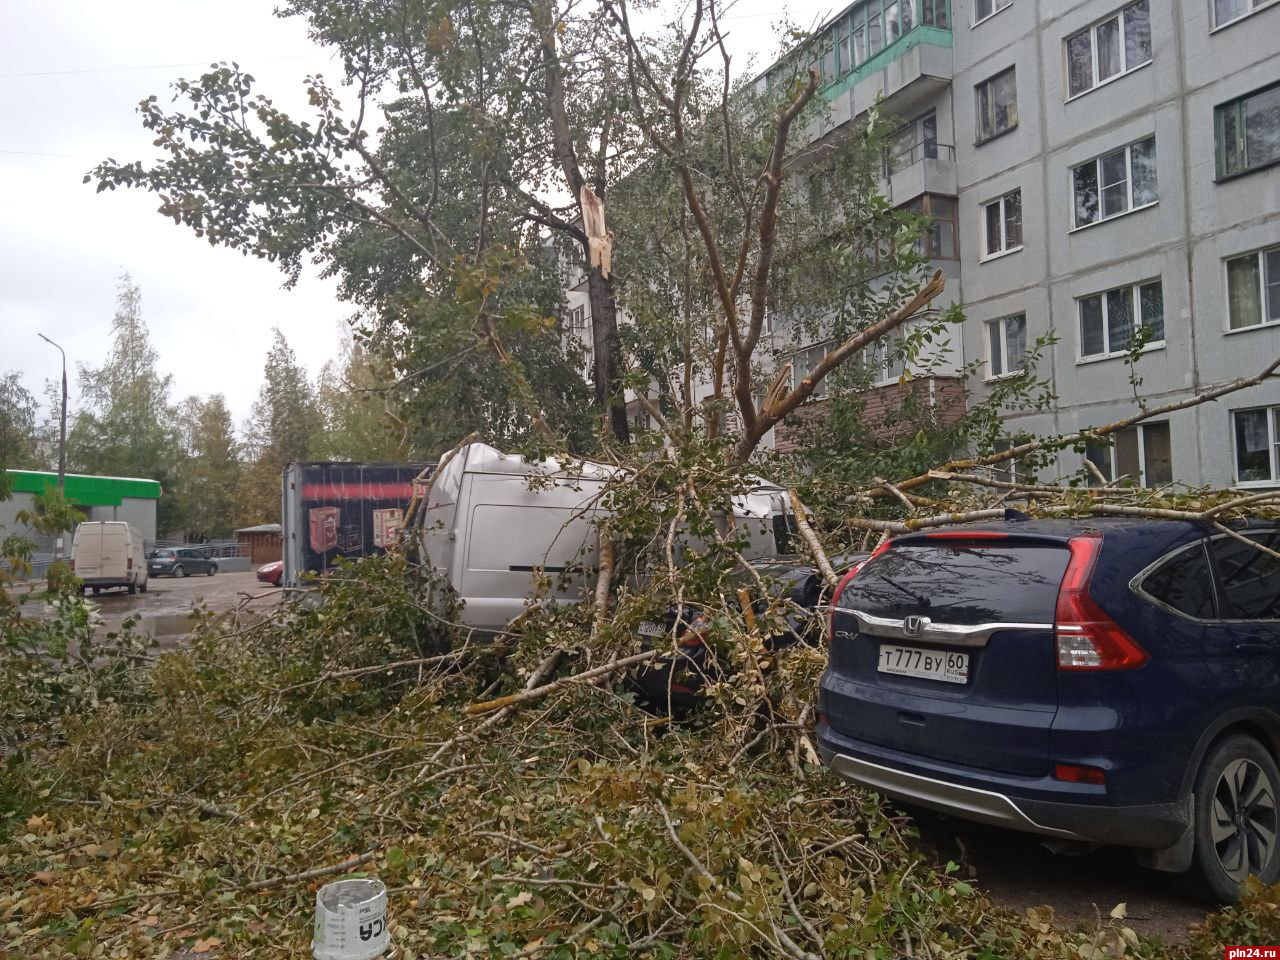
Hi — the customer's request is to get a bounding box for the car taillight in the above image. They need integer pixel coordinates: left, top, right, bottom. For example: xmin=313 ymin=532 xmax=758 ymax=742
xmin=827 ymin=538 xmax=892 ymax=640
xmin=1053 ymin=763 xmax=1106 ymax=785
xmin=1055 ymin=535 xmax=1147 ymax=671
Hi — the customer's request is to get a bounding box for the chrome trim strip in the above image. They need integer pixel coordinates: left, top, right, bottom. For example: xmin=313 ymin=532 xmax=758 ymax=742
xmin=827 ymin=752 xmax=1083 ymax=839
xmin=845 ymin=609 xmax=1053 ymax=647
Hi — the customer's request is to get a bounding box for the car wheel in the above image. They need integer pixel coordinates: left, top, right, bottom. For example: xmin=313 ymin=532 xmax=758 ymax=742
xmin=1187 ymin=734 xmax=1280 ymax=903
xmin=207 ymin=564 xmax=216 ymax=576
xmin=140 ymin=579 xmax=147 ymax=593
xmin=128 ymin=581 xmax=137 ymax=595
xmin=174 ymin=565 xmax=186 ymax=578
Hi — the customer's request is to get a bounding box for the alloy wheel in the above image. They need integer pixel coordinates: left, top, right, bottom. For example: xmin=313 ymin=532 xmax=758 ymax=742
xmin=1211 ymin=758 xmax=1278 ymax=882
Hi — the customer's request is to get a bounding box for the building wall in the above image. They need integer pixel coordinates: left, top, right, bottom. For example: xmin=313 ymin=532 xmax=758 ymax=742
xmin=0 ymin=492 xmax=158 ymax=561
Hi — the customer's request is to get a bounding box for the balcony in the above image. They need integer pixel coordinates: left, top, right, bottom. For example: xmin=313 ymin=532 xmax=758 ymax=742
xmin=882 ymin=138 xmax=958 ymax=202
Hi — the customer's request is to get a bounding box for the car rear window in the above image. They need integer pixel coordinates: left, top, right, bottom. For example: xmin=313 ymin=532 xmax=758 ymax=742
xmin=837 ymin=539 xmax=1071 ymax=625
xmin=152 ymin=550 xmax=174 ymax=558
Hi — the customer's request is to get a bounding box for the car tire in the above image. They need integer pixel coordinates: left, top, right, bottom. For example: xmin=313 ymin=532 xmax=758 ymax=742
xmin=174 ymin=565 xmax=186 ymax=578
xmin=128 ymin=581 xmax=137 ymax=595
xmin=207 ymin=564 xmax=216 ymax=576
xmin=140 ymin=579 xmax=148 ymax=593
xmin=1186 ymin=734 xmax=1280 ymax=903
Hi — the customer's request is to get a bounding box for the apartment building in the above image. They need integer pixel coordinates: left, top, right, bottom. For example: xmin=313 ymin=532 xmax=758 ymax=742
xmin=766 ymin=0 xmax=1280 ymax=486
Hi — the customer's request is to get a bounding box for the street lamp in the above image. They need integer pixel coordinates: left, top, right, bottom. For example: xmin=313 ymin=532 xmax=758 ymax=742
xmin=37 ymin=333 xmax=68 ymax=493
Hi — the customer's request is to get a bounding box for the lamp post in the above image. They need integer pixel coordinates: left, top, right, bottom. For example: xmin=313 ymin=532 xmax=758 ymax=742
xmin=37 ymin=333 xmax=67 ymax=493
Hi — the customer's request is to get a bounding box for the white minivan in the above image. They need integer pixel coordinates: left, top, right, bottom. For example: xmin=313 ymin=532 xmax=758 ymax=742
xmin=420 ymin=443 xmax=793 ymax=635
xmin=72 ymin=521 xmax=148 ymax=595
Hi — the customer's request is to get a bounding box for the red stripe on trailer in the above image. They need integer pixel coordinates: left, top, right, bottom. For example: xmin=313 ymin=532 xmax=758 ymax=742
xmin=302 ymin=482 xmax=414 ymax=500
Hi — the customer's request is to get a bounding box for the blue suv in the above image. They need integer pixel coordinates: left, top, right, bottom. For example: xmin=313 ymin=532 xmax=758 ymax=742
xmin=817 ymin=518 xmax=1280 ymax=902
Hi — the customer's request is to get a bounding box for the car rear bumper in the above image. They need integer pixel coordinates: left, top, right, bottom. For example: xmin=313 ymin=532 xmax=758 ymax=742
xmin=82 ymin=577 xmax=132 ymax=588
xmin=817 ymin=723 xmax=1187 ymax=848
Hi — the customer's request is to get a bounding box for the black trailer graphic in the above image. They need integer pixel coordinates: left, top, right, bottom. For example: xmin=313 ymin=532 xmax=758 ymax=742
xmin=281 ymin=461 xmax=428 ymax=587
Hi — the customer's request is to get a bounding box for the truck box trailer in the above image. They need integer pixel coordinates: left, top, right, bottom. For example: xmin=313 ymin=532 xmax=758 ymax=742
xmin=281 ymin=461 xmax=428 ymax=588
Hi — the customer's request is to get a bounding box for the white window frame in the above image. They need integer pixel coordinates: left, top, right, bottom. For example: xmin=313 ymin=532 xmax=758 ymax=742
xmin=980 ymin=189 xmax=1023 ymax=261
xmin=973 ymin=0 xmax=1013 ymax=26
xmin=1224 ymin=244 xmax=1280 ymax=333
xmin=1085 ymin=422 xmax=1172 ymax=488
xmin=567 ymin=305 xmax=587 ymax=332
xmin=1076 ymin=279 xmax=1166 ymax=362
xmin=984 ymin=313 xmax=1026 ymax=381
xmin=1069 ymin=136 xmax=1158 ymax=231
xmin=1063 ymin=0 xmax=1153 ymax=101
xmin=1231 ymin=406 xmax=1280 ymax=487
xmin=975 ymin=67 xmax=1018 ymax=144
xmin=1211 ymin=0 xmax=1279 ymax=31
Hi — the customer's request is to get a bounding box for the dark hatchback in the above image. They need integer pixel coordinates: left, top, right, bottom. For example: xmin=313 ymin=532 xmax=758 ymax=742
xmin=148 ymin=547 xmax=219 ymax=577
xmin=817 ymin=518 xmax=1280 ymax=902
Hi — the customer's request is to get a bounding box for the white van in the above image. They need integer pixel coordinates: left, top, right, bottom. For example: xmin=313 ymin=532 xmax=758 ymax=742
xmin=72 ymin=521 xmax=148 ymax=595
xmin=420 ymin=443 xmax=792 ymax=635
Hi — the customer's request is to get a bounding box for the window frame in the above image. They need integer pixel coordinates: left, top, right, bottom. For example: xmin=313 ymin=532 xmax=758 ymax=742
xmin=973 ymin=0 xmax=1012 ymax=26
xmin=1063 ymin=0 xmax=1153 ymax=102
xmin=1211 ymin=0 xmax=1279 ymax=31
xmin=1215 ymin=82 xmax=1280 ymax=180
xmin=1224 ymin=244 xmax=1280 ymax=332
xmin=1084 ymin=421 xmax=1173 ymax=488
xmin=980 ymin=189 xmax=1023 ymax=261
xmin=1075 ymin=279 xmax=1166 ymax=362
xmin=984 ymin=313 xmax=1027 ymax=381
xmin=1069 ymin=136 xmax=1158 ymax=230
xmin=1231 ymin=405 xmax=1280 ymax=488
xmin=975 ymin=66 xmax=1018 ymax=145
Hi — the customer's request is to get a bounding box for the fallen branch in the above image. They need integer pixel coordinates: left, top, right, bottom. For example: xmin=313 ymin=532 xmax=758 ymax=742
xmin=241 ymin=850 xmax=377 ymax=893
xmin=788 ymin=489 xmax=837 ymax=589
xmin=464 ymin=649 xmax=659 ymax=716
xmin=277 ymin=652 xmax=466 ymax=692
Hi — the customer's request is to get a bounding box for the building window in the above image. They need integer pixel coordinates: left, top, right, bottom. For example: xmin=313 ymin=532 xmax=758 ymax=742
xmin=921 ymin=0 xmax=950 ymax=27
xmin=982 ymin=189 xmax=1023 ymax=259
xmin=1071 ymin=136 xmax=1157 ymax=228
xmin=1226 ymin=245 xmax=1280 ymax=330
xmin=904 ymin=194 xmax=959 ymax=259
xmin=992 ymin=438 xmax=1022 ymax=484
xmin=974 ymin=0 xmax=1012 ymax=24
xmin=1233 ymin=407 xmax=1280 ymax=484
xmin=976 ymin=67 xmax=1018 ymax=143
xmin=566 ymin=305 xmax=587 ymax=332
xmin=1216 ymin=83 xmax=1280 ymax=179
xmin=1064 ymin=0 xmax=1152 ymax=99
xmin=791 ymin=342 xmax=832 ymax=399
xmin=1077 ymin=280 xmax=1164 ymax=359
xmin=1213 ymin=0 xmax=1278 ymax=30
xmin=885 ymin=112 xmax=938 ymax=173
xmin=1085 ymin=422 xmax=1173 ymax=487
xmin=986 ymin=313 xmax=1026 ymax=378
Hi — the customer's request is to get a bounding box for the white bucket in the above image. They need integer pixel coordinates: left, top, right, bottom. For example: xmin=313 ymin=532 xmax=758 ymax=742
xmin=312 ymin=877 xmax=390 ymax=960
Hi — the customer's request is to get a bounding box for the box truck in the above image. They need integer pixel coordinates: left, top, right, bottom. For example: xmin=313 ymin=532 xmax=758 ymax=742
xmin=281 ymin=462 xmax=429 ymax=588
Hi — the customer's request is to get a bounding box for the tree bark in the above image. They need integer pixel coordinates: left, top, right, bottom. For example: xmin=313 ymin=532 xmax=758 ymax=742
xmin=586 ymin=265 xmax=632 ymax=442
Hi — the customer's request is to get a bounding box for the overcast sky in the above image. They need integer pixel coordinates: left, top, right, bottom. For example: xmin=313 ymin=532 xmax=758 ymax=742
xmin=1 ymin=0 xmax=832 ymax=426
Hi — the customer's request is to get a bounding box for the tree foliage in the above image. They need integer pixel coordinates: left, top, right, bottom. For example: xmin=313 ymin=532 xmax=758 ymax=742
xmin=0 ymin=372 xmax=39 ymax=477
xmin=174 ymin=395 xmax=241 ymax=538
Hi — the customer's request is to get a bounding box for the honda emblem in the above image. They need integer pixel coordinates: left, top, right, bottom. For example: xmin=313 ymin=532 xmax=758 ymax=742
xmin=902 ymin=615 xmax=927 ymax=638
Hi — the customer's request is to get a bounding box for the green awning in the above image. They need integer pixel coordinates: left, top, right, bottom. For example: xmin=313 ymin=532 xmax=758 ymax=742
xmin=6 ymin=470 xmax=161 ymax=507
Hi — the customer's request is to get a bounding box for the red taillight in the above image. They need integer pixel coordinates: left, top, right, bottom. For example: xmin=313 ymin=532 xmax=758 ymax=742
xmin=827 ymin=538 xmax=892 ymax=640
xmin=1053 ymin=763 xmax=1106 ymax=785
xmin=1055 ymin=535 xmax=1148 ymax=671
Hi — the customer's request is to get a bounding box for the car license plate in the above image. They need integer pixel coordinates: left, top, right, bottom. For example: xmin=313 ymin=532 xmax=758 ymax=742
xmin=638 ymin=621 xmax=666 ymax=638
xmin=878 ymin=644 xmax=969 ymax=684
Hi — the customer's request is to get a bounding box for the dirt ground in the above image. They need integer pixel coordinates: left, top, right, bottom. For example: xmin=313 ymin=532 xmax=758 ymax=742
xmin=910 ymin=809 xmax=1210 ymax=945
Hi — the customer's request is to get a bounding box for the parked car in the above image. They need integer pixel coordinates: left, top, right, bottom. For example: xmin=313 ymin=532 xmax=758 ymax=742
xmin=257 ymin=560 xmax=284 ymax=587
xmin=72 ymin=521 xmax=147 ymax=595
xmin=817 ymin=517 xmax=1280 ymax=902
xmin=629 ymin=554 xmax=867 ymax=714
xmin=148 ymin=547 xmax=219 ymax=578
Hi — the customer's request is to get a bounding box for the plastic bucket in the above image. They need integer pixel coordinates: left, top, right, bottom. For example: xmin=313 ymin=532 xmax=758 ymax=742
xmin=312 ymin=877 xmax=389 ymax=960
